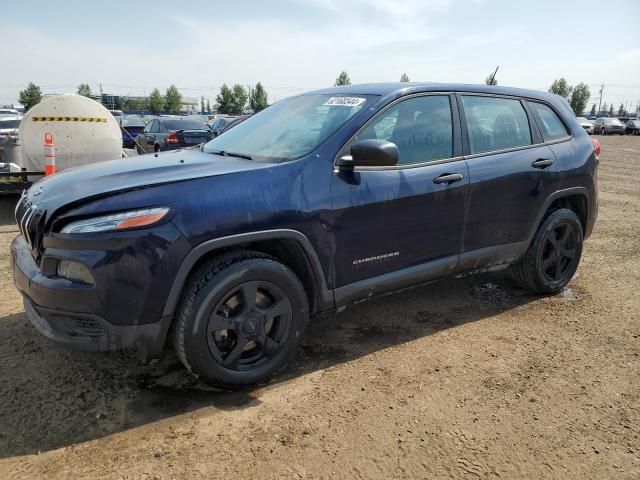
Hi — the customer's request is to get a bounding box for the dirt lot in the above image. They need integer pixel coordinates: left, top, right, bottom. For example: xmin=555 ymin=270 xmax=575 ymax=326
xmin=0 ymin=135 xmax=638 ymax=479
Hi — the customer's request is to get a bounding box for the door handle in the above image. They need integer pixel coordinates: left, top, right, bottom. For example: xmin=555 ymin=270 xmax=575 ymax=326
xmin=433 ymin=173 xmax=463 ymax=184
xmin=532 ymin=158 xmax=554 ymax=169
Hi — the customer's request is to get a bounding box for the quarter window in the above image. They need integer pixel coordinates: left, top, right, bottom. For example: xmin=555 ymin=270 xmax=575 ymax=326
xmin=357 ymin=95 xmax=453 ymax=165
xmin=528 ymin=102 xmax=569 ymax=141
xmin=462 ymin=96 xmax=532 ymax=154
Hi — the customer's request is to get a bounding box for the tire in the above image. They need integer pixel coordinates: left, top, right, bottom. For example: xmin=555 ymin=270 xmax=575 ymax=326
xmin=512 ymin=208 xmax=583 ymax=294
xmin=174 ymin=251 xmax=309 ymax=387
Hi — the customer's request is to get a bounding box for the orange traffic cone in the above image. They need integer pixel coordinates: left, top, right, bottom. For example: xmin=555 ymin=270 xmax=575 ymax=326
xmin=44 ymin=132 xmax=56 ymax=176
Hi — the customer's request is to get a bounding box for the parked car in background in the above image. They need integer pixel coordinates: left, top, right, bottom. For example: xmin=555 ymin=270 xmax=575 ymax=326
xmin=218 ymin=115 xmax=251 ymax=136
xmin=109 ymin=110 xmax=124 ymax=121
xmin=0 ymin=108 xmax=20 ymax=116
xmin=11 ymin=83 xmax=600 ymax=387
xmin=594 ymin=117 xmax=625 ymax=135
xmin=625 ymin=119 xmax=640 ymax=135
xmin=120 ymin=115 xmax=146 ymax=149
xmin=136 ymin=117 xmax=213 ymax=153
xmin=209 ymin=116 xmax=237 ymax=137
xmin=576 ymin=116 xmax=594 ymax=134
xmin=0 ymin=115 xmax=21 ymax=140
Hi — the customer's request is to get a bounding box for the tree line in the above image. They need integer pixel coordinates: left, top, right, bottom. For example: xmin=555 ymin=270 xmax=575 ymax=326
xmin=17 ymin=76 xmax=639 ymax=118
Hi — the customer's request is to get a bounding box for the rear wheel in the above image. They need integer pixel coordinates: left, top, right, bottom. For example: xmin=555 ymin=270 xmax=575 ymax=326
xmin=513 ymin=208 xmax=583 ymax=294
xmin=174 ymin=252 xmax=309 ymax=387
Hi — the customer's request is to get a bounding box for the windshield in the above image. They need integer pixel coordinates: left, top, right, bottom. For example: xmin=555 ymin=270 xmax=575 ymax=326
xmin=122 ymin=116 xmax=145 ymax=127
xmin=605 ymin=118 xmax=622 ymax=125
xmin=576 ymin=117 xmax=589 ymax=122
xmin=203 ymin=94 xmax=373 ymax=162
xmin=163 ymin=119 xmax=207 ymax=130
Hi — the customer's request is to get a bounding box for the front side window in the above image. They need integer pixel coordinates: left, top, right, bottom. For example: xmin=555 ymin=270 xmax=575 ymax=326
xmin=355 ymin=95 xmax=453 ymax=165
xmin=203 ymin=94 xmax=372 ymax=162
xmin=462 ymin=96 xmax=532 ymax=154
xmin=528 ymin=102 xmax=569 ymax=141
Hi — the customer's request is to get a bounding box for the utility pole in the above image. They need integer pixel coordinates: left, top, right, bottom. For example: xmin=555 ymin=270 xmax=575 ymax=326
xmin=597 ymin=83 xmax=604 ymax=115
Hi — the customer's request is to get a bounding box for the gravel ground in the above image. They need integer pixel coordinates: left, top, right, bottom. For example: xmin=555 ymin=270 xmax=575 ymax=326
xmin=0 ymin=135 xmax=638 ymax=479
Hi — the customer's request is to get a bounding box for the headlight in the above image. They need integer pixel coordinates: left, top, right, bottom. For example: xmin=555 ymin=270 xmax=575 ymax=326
xmin=61 ymin=207 xmax=170 ymax=234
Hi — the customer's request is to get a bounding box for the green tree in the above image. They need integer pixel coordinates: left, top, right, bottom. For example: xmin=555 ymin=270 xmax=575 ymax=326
xmin=200 ymin=96 xmax=205 ymax=114
xmin=400 ymin=73 xmax=410 ymax=82
xmin=569 ymin=83 xmax=590 ymax=115
xmin=206 ymin=99 xmax=211 ymax=113
xmin=334 ymin=71 xmax=351 ymax=86
xmin=216 ymin=84 xmax=235 ymax=114
xmin=600 ymin=102 xmax=607 ymax=116
xmin=618 ymin=103 xmax=625 ymax=116
xmin=164 ymin=85 xmax=182 ymax=114
xmin=608 ymin=104 xmax=614 ymax=116
xmin=148 ymin=88 xmax=164 ymax=114
xmin=249 ymin=82 xmax=268 ymax=112
xmin=231 ymin=84 xmax=248 ymax=114
xmin=549 ymin=78 xmax=573 ymax=99
xmin=77 ymin=83 xmax=92 ymax=97
xmin=18 ymin=82 xmax=43 ymax=112
xmin=485 ymin=73 xmax=498 ymax=86
xmin=589 ymin=104 xmax=596 ymax=116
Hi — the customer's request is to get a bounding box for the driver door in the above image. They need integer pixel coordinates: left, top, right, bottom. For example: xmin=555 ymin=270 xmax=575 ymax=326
xmin=330 ymin=94 xmax=469 ymax=301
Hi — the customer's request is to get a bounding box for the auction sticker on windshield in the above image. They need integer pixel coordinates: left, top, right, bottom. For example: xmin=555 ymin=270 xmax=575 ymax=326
xmin=323 ymin=97 xmax=366 ymax=107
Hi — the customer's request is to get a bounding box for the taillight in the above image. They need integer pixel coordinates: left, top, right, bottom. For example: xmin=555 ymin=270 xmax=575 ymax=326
xmin=592 ymin=138 xmax=601 ymax=157
xmin=167 ymin=131 xmax=179 ymax=144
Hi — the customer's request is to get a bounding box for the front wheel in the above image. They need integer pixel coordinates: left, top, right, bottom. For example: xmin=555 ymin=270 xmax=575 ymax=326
xmin=174 ymin=252 xmax=309 ymax=387
xmin=512 ymin=208 xmax=583 ymax=294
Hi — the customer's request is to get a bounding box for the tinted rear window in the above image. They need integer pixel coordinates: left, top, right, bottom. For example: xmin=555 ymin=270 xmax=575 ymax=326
xmin=162 ymin=119 xmax=207 ymax=130
xmin=528 ymin=102 xmax=569 ymax=141
xmin=462 ymin=96 xmax=532 ymax=154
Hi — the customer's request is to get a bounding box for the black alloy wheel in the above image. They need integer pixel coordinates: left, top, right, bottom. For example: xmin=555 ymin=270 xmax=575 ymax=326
xmin=174 ymin=252 xmax=309 ymax=387
xmin=512 ymin=208 xmax=583 ymax=294
xmin=206 ymin=281 xmax=292 ymax=370
xmin=540 ymin=223 xmax=578 ymax=283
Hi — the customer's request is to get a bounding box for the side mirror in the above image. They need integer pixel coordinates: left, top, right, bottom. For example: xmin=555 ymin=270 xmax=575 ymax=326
xmin=337 ymin=139 xmax=399 ymax=170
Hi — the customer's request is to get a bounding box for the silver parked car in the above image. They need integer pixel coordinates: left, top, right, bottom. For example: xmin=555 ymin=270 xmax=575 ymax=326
xmin=594 ymin=117 xmax=625 ymax=135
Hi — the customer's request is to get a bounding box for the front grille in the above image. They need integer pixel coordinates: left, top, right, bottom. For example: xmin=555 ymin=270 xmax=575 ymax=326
xmin=15 ymin=192 xmax=45 ymax=256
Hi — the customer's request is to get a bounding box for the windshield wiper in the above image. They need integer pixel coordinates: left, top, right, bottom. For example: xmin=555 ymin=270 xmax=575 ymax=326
xmin=209 ymin=150 xmax=253 ymax=160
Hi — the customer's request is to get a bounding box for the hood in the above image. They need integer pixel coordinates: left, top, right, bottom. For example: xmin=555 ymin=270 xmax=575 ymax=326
xmin=26 ymin=149 xmax=274 ymax=219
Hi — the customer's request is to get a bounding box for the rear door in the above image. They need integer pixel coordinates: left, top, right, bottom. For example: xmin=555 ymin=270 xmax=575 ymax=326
xmin=330 ymin=94 xmax=469 ymax=294
xmin=458 ymin=94 xmax=561 ymax=270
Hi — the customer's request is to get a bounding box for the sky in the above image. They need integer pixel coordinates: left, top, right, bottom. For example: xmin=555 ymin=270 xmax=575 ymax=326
xmin=2 ymin=0 xmax=639 ymax=111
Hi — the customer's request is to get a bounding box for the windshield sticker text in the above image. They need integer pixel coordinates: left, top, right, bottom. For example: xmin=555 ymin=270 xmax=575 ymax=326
xmin=324 ymin=97 xmax=366 ymax=107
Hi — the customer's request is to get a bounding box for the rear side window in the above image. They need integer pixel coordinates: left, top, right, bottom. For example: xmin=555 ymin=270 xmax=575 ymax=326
xmin=461 ymin=96 xmax=531 ymax=154
xmin=528 ymin=102 xmax=569 ymax=141
xmin=357 ymin=95 xmax=453 ymax=165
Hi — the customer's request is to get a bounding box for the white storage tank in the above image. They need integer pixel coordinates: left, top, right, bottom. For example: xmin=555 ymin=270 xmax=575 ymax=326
xmin=19 ymin=94 xmax=122 ymax=173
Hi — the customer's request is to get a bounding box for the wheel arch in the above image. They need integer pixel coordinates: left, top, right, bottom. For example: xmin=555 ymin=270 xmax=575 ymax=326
xmin=527 ymin=187 xmax=590 ymax=246
xmin=163 ymin=229 xmax=333 ymax=320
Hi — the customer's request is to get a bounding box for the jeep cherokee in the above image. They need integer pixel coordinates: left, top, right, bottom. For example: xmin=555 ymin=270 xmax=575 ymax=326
xmin=11 ymin=83 xmax=599 ymax=387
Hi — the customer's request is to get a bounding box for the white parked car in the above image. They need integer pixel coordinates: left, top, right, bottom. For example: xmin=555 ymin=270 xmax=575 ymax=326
xmin=576 ymin=116 xmax=594 ymax=135
xmin=0 ymin=108 xmax=20 ymax=117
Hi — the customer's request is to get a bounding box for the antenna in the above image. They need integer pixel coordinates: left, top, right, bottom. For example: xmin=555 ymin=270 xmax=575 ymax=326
xmin=489 ymin=65 xmax=499 ymax=85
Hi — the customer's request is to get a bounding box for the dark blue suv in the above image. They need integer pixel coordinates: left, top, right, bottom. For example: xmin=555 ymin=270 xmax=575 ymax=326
xmin=11 ymin=83 xmax=599 ymax=387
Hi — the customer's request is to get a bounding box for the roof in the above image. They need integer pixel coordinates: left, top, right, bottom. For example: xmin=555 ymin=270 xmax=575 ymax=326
xmin=306 ymin=82 xmax=559 ymax=103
